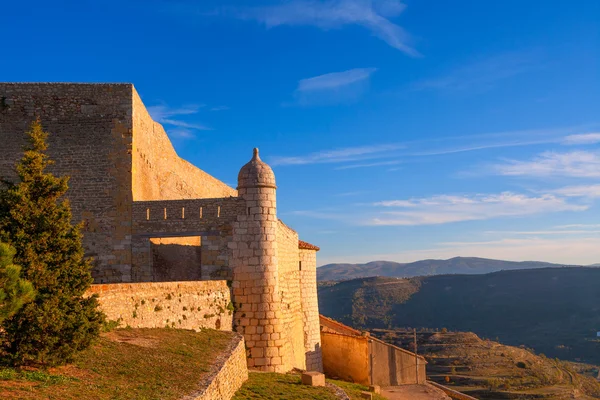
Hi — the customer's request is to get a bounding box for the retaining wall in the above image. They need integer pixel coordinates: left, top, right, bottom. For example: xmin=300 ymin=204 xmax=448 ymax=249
xmin=88 ymin=280 xmax=233 ymax=331
xmin=184 ymin=334 xmax=249 ymax=400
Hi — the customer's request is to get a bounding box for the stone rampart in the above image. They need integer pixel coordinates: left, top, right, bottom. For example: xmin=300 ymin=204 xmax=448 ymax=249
xmin=300 ymin=249 xmax=323 ymax=371
xmin=0 ymin=83 xmax=134 ymax=283
xmin=88 ymin=281 xmax=233 ymax=331
xmin=277 ymin=220 xmax=305 ymax=369
xmin=131 ymin=88 xmax=237 ymax=201
xmin=184 ymin=333 xmax=248 ymax=400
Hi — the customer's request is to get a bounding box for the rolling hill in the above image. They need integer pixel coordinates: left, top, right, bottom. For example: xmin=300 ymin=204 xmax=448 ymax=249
xmin=317 ymin=267 xmax=600 ymax=365
xmin=317 ymin=256 xmax=583 ymax=281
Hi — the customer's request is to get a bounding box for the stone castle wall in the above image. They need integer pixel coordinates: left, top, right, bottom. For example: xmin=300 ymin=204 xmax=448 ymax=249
xmin=277 ymin=220 xmax=306 ymax=370
xmin=131 ymin=89 xmax=236 ymax=201
xmin=0 ymin=83 xmax=324 ymax=375
xmin=0 ymin=83 xmax=134 ymax=283
xmin=88 ymin=280 xmax=233 ymax=331
xmin=300 ymin=248 xmax=323 ymax=371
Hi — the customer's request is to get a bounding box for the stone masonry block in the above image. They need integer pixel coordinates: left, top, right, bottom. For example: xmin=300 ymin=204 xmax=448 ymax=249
xmin=301 ymin=371 xmax=325 ymax=387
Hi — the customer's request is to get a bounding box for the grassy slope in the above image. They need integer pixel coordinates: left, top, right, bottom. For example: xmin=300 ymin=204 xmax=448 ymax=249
xmin=0 ymin=328 xmax=233 ymax=400
xmin=233 ymin=372 xmax=386 ymax=400
xmin=318 ymin=268 xmax=600 ymax=364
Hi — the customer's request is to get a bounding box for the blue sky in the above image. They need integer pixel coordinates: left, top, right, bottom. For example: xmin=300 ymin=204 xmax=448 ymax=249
xmin=3 ymin=0 xmax=600 ymax=265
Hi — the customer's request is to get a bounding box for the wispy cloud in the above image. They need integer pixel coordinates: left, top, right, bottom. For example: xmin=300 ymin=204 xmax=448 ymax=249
xmin=553 ymin=224 xmax=600 ymax=229
xmin=270 ymin=143 xmax=404 ymax=166
xmin=298 ymin=68 xmax=377 ymax=91
xmin=227 ymin=0 xmax=418 ymax=56
xmin=319 ymin=237 xmax=600 ymax=266
xmin=550 ymin=184 xmax=600 ymax=198
xmin=147 ymin=104 xmax=205 ymax=121
xmin=495 ymin=151 xmax=600 ymax=178
xmin=369 ymin=193 xmax=586 ymax=226
xmin=335 ymin=160 xmax=401 ymax=170
xmin=161 ymin=119 xmax=211 ymax=130
xmin=148 ymin=104 xmax=212 ymax=138
xmin=293 ymin=68 xmax=378 ymax=105
xmin=484 ymin=229 xmax=600 ymax=235
xmin=562 ymin=133 xmax=600 ymax=145
xmin=413 ymin=51 xmax=541 ymax=92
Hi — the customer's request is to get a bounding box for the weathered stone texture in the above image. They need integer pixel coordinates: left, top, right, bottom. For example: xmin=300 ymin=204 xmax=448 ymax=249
xmin=0 ymin=83 xmax=134 ymax=283
xmin=278 ymin=220 xmax=306 ymax=370
xmin=131 ymin=88 xmax=236 ymax=201
xmin=185 ymin=333 xmax=248 ymax=400
xmin=88 ymin=281 xmax=233 ymax=331
xmin=300 ymin=248 xmax=324 ymax=372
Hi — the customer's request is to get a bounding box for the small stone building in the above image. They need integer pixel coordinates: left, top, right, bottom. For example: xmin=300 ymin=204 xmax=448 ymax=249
xmin=0 ymin=83 xmax=322 ymax=373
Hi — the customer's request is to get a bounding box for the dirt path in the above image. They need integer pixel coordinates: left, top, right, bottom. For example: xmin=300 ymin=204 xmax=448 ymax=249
xmin=380 ymin=384 xmax=451 ymax=400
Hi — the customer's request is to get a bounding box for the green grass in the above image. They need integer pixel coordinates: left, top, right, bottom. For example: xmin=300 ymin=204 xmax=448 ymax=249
xmin=0 ymin=328 xmax=233 ymax=400
xmin=328 ymin=379 xmax=387 ymax=400
xmin=232 ymin=372 xmax=387 ymax=400
xmin=233 ymin=372 xmax=337 ymax=400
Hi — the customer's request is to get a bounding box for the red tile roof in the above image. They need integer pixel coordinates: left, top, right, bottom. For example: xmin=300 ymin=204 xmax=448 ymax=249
xmin=298 ymin=240 xmax=320 ymax=251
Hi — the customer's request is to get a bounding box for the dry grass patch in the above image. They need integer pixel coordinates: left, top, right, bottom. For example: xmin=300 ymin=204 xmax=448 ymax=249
xmin=0 ymin=328 xmax=233 ymax=400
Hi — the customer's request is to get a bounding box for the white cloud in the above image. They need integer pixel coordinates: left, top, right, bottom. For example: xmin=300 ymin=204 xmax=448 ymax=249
xmin=413 ymin=51 xmax=540 ymax=92
xmin=298 ymin=68 xmax=377 ymax=91
xmin=369 ymin=192 xmax=587 ymax=226
xmin=318 ymin=237 xmax=600 ymax=266
xmin=229 ymin=0 xmax=418 ymax=55
xmin=147 ymin=104 xmax=204 ymax=121
xmin=562 ymin=133 xmax=600 ymax=145
xmin=550 ymin=184 xmax=600 ymax=198
xmin=334 ymin=160 xmax=401 ymax=170
xmin=147 ymin=104 xmax=212 ymax=139
xmin=293 ymin=68 xmax=378 ymax=105
xmin=161 ymin=119 xmax=212 ymax=131
xmin=496 ymin=151 xmax=600 ymax=178
xmin=270 ymin=143 xmax=404 ymax=166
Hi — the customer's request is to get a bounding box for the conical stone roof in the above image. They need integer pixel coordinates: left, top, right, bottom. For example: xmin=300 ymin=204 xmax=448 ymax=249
xmin=237 ymin=148 xmax=277 ymax=189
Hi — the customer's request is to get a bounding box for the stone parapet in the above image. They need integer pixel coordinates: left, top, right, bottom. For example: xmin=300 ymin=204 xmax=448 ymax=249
xmin=87 ymin=280 xmax=233 ymax=331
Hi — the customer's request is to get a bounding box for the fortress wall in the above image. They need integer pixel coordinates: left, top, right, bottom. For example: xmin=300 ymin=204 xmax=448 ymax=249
xmin=130 ymin=197 xmax=243 ymax=281
xmin=300 ymin=249 xmax=323 ymax=371
xmin=0 ymin=83 xmax=134 ymax=283
xmin=88 ymin=280 xmax=233 ymax=331
xmin=131 ymin=88 xmax=236 ymax=201
xmin=277 ymin=220 xmax=306 ymax=370
xmin=321 ymin=332 xmax=370 ymax=385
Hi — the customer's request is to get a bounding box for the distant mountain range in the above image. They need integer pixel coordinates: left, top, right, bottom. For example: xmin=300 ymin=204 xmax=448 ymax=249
xmin=316 ymin=256 xmax=593 ymax=281
xmin=317 ymin=267 xmax=600 ymax=365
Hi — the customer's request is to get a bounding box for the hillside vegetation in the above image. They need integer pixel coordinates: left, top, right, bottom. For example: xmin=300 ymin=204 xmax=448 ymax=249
xmin=317 ymin=257 xmax=584 ymax=281
xmin=372 ymin=330 xmax=600 ymax=399
xmin=0 ymin=328 xmax=233 ymax=399
xmin=318 ymin=267 xmax=600 ymax=364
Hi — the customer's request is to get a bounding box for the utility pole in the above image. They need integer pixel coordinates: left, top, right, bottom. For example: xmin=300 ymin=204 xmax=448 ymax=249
xmin=414 ymin=328 xmax=419 ymax=384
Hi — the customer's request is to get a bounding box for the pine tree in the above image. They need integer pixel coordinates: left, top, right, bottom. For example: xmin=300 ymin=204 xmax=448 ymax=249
xmin=0 ymin=243 xmax=35 ymax=323
xmin=0 ymin=119 xmax=105 ymax=366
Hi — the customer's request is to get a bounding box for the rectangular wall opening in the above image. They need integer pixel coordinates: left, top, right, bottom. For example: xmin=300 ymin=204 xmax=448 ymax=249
xmin=150 ymin=236 xmax=202 ymax=282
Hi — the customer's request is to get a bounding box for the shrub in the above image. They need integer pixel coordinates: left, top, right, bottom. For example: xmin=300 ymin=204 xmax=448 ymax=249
xmin=0 ymin=119 xmax=105 ymax=366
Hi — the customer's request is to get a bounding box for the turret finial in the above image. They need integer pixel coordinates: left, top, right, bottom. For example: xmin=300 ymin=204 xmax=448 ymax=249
xmin=253 ymin=148 xmax=260 ymax=160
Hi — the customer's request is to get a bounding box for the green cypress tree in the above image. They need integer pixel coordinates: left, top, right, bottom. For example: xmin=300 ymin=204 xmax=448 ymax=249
xmin=0 ymin=119 xmax=105 ymax=366
xmin=0 ymin=242 xmax=35 ymax=323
